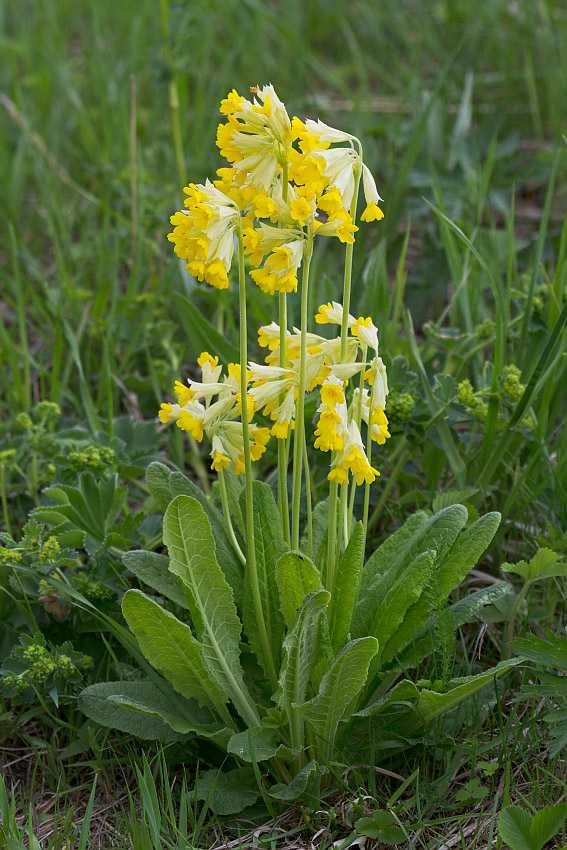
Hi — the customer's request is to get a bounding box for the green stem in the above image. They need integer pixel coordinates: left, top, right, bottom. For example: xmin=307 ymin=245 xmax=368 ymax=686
xmin=329 ymin=161 xmax=362 ymax=585
xmin=0 ymin=464 xmax=11 ymax=536
xmin=237 ymin=225 xmax=278 ymax=688
xmin=302 ymin=431 xmax=313 ymax=559
xmin=278 ymin=292 xmax=290 ymax=545
xmin=339 ymin=163 xmax=362 ymax=360
xmin=218 ymin=468 xmax=245 ymax=566
xmin=278 ymin=165 xmax=291 ymax=544
xmin=325 ymin=480 xmax=338 ymax=590
xmin=362 ymin=482 xmax=370 ymax=552
xmin=291 ymin=238 xmax=313 ymax=549
xmin=505 ymin=581 xmax=530 ymax=659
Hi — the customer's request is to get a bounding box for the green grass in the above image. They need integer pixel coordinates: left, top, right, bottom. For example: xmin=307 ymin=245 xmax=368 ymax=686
xmin=1 ymin=0 xmax=567 ymax=847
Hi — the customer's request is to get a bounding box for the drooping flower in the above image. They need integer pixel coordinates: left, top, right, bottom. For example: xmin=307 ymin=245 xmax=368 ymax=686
xmin=167 ymin=181 xmax=240 ymax=290
xmin=216 ymin=85 xmax=293 ymax=191
xmin=158 ymin=353 xmax=270 ymax=474
xmin=328 ymin=420 xmax=380 ymax=486
xmin=244 ymin=220 xmax=307 ymax=294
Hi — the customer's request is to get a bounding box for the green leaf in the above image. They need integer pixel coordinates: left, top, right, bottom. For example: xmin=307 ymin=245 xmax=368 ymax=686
xmin=392 ymin=583 xmax=511 ymax=672
xmin=355 ymin=679 xmax=420 ymax=718
xmin=192 ymin=767 xmax=259 ymax=815
xmin=353 ymin=506 xmax=466 ymax=639
xmin=511 ymin=632 xmax=567 ymax=670
xmin=33 ymin=473 xmax=127 ymax=548
xmin=530 ymin=803 xmax=567 ymax=849
xmin=455 ymin=778 xmax=489 ymax=803
xmin=108 ymin=695 xmax=229 ymax=743
xmin=417 ymin=658 xmax=522 ymax=723
xmin=498 ymin=806 xmax=534 ymax=850
xmin=78 ymin=681 xmax=190 ymax=742
xmin=300 ymin=637 xmax=378 ymax=761
xmin=502 ymin=548 xmax=567 ymax=584
xmin=276 ymin=590 xmax=330 ymax=714
xmin=173 ymin=292 xmax=240 ymax=366
xmin=355 ymin=811 xmax=406 ymax=843
xmin=367 ymin=550 xmax=435 ymax=675
xmin=432 ymin=489 xmax=478 ymax=513
xmin=241 ymin=481 xmax=287 ymax=679
xmin=122 ymin=550 xmax=189 ymax=609
xmin=227 ymin=726 xmax=280 ymax=762
xmin=269 ymin=761 xmax=322 ymax=802
xmin=169 ymin=470 xmax=244 ymax=604
xmin=222 ymin=467 xmax=244 ymax=534
xmin=122 ymin=590 xmax=228 ymax=716
xmin=328 ymin=522 xmax=364 ymax=654
xmin=164 ymin=495 xmax=258 ymax=726
xmin=275 ymin=550 xmax=322 ymax=629
xmin=358 ymin=511 xmax=429 ymax=601
xmin=146 ymin=462 xmax=174 ymax=510
xmin=437 ymin=512 xmax=500 ymax=596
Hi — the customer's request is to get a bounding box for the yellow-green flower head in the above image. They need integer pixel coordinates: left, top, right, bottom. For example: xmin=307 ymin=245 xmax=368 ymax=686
xmin=158 ymin=354 xmax=269 ymax=474
xmin=217 ymin=84 xmax=293 ymax=191
xmin=247 ymin=353 xmax=331 ymax=439
xmin=315 ymin=301 xmax=356 ymax=328
xmin=168 ymin=180 xmax=240 ymax=290
xmin=315 ymin=377 xmax=349 ymax=453
xmin=352 ymin=316 xmax=379 ymax=353
xmin=244 ymin=220 xmax=307 ymax=295
xmin=296 ymin=119 xmax=383 ymax=223
xmin=329 ymin=421 xmax=380 ymax=486
xmin=364 ymin=356 xmax=389 ymax=410
xmin=352 ymin=388 xmax=391 ymax=445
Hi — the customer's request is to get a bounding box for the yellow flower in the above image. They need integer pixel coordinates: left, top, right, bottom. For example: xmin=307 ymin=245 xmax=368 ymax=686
xmin=314 ymin=301 xmax=355 ymax=328
xmin=329 ymin=422 xmax=380 ymax=486
xmin=320 ymin=381 xmax=345 ymax=407
xmin=177 ymin=410 xmax=205 ymax=441
xmin=168 ymin=180 xmax=240 ymax=290
xmin=252 ymin=191 xmax=279 ymax=220
xmin=219 ymin=89 xmax=245 ymax=115
xmin=352 ymin=317 xmax=379 ymax=352
xmin=216 ymin=84 xmax=293 ymax=191
xmin=317 ymin=188 xmax=343 ymax=220
xmin=360 ymin=201 xmax=384 ymax=223
xmin=245 ymin=223 xmax=305 ymax=294
xmin=158 ymin=403 xmax=176 ymax=423
xmin=289 ymin=196 xmax=312 ymax=226
xmin=159 ymin=359 xmax=269 ymax=476
xmin=211 ymin=451 xmax=231 ymax=471
xmin=334 ymin=210 xmax=358 ymax=244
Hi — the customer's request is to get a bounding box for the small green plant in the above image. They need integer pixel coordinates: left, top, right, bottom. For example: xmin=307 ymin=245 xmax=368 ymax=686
xmin=501 ymin=549 xmax=567 ymax=652
xmin=512 ymin=630 xmax=567 ymax=756
xmin=354 ymin=810 xmax=406 ymax=844
xmin=498 ymin=802 xmax=567 ymax=850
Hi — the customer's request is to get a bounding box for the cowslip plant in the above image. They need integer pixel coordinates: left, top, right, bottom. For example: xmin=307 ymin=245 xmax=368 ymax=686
xmin=79 ymin=86 xmax=520 ymax=808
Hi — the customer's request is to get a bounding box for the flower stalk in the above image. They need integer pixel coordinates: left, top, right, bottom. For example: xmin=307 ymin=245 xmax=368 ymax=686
xmin=291 ymin=235 xmax=313 ymax=550
xmin=237 ymin=224 xmax=278 ymax=688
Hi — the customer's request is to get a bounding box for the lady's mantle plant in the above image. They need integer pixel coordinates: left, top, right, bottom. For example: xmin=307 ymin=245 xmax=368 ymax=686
xmin=80 ymin=86 xmax=519 ymax=806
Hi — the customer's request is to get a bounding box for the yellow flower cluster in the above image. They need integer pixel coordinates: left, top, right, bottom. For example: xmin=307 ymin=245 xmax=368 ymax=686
xmin=167 ymin=84 xmax=384 ymax=294
xmin=248 ymin=302 xmax=390 ymax=484
xmin=159 ymin=352 xmax=270 ymax=474
xmin=168 ymin=182 xmax=241 ymax=290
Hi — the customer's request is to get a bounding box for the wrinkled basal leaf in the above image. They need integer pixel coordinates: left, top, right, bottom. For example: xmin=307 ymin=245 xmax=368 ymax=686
xmin=275 ymin=551 xmax=322 ymax=628
xmin=164 ymin=495 xmax=257 ymax=726
xmin=122 ymin=589 xmax=227 ymax=716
